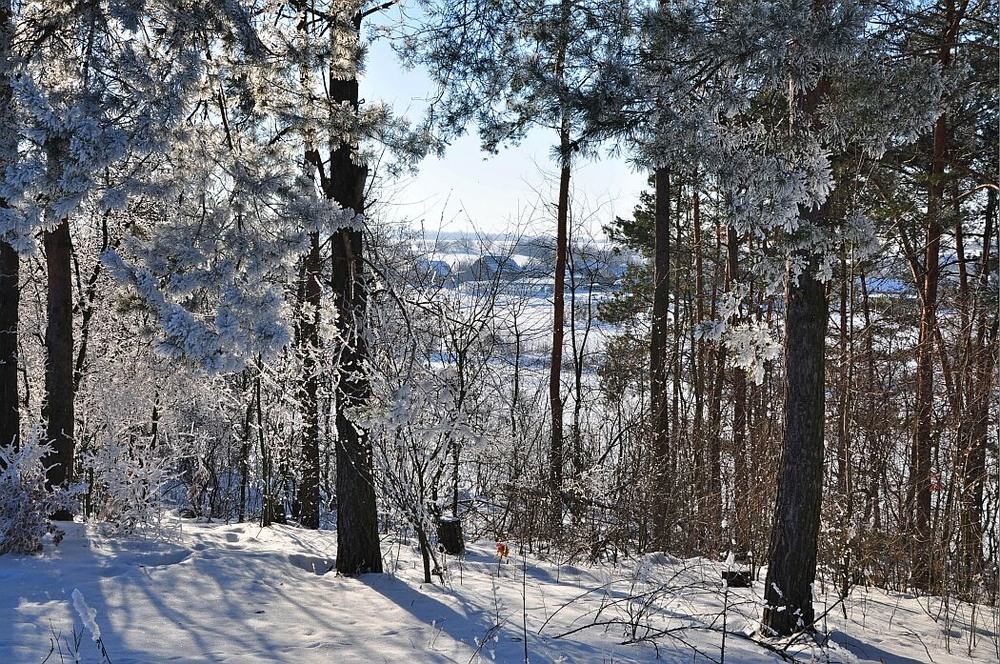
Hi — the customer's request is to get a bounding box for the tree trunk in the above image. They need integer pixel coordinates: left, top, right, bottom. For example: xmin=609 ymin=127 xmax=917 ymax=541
xmin=292 ymin=2 xmax=323 ymax=530
xmin=296 ymin=231 xmax=322 ymax=529
xmin=727 ymin=226 xmax=750 ymax=558
xmin=256 ymin=363 xmax=279 ymax=527
xmin=326 ymin=14 xmax=380 ymax=573
xmin=547 ymin=0 xmax=573 ymax=532
xmin=548 ymin=157 xmax=569 ymax=532
xmin=690 ymin=168 xmax=717 ymax=551
xmin=958 ymin=187 xmax=997 ymax=582
xmin=43 ymin=188 xmax=75 ymax=497
xmin=0 ymin=240 xmax=16 ymax=452
xmin=331 ymin=224 xmax=381 ymax=574
xmin=762 ymin=49 xmax=831 ymax=632
xmin=912 ymin=102 xmax=946 ymax=592
xmin=649 ymin=166 xmax=671 ymax=550
xmin=762 ymin=244 xmax=829 ymax=636
xmin=0 ymin=0 xmax=18 ymax=454
xmin=911 ymin=0 xmax=964 ymax=591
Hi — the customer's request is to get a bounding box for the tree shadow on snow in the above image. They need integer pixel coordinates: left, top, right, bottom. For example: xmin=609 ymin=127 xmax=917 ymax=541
xmin=360 ymin=572 xmax=620 ymax=663
xmin=826 ymin=630 xmax=932 ymax=664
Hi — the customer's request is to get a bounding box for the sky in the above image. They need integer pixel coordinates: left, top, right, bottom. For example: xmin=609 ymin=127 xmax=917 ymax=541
xmin=360 ymin=15 xmax=648 ymax=237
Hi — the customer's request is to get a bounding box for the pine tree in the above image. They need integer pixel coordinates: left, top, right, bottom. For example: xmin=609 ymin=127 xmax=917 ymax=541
xmin=299 ymin=2 xmax=384 ymax=574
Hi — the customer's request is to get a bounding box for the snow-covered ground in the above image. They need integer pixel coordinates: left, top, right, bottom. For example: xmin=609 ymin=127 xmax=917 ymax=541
xmin=2 ymin=518 xmax=997 ymax=663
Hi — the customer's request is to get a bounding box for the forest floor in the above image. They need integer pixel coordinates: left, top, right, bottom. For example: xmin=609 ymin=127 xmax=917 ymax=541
xmin=1 ymin=517 xmax=997 ymax=663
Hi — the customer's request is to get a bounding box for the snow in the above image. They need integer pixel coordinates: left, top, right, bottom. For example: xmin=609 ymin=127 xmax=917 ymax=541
xmin=71 ymin=588 xmax=101 ymax=642
xmin=2 ymin=519 xmax=997 ymax=663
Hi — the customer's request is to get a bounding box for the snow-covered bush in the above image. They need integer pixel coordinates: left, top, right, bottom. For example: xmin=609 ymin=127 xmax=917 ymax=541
xmin=0 ymin=435 xmax=80 ymax=554
xmin=82 ymin=435 xmax=171 ymax=537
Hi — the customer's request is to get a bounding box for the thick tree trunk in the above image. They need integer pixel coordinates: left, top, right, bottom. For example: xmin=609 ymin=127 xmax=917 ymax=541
xmin=762 ymin=40 xmax=831 ymax=632
xmin=326 ymin=18 xmax=380 ymax=572
xmin=649 ymin=166 xmax=671 ymax=550
xmin=43 ymin=212 xmax=75 ymax=493
xmin=762 ymin=245 xmax=828 ymax=636
xmin=331 ymin=225 xmax=381 ymax=574
xmin=43 ymin=135 xmax=76 ymax=501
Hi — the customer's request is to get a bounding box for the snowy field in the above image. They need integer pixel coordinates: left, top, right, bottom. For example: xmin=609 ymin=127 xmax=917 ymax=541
xmin=2 ymin=518 xmax=998 ymax=663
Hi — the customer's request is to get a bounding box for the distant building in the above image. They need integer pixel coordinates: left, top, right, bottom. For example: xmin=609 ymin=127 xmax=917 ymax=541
xmin=414 ymin=258 xmax=456 ymax=287
xmin=463 ymin=255 xmax=523 ymax=282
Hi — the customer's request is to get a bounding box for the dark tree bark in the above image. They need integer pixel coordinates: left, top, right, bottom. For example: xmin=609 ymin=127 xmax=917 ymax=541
xmin=547 ymin=0 xmax=573 ymax=532
xmin=324 ymin=12 xmax=380 ymax=573
xmin=296 ymin=231 xmax=322 ymax=529
xmin=43 ymin=210 xmax=75 ymax=493
xmin=331 ymin=223 xmax=381 ymax=574
xmin=762 ymin=34 xmax=832 ymax=632
xmin=44 ymin=138 xmax=76 ymax=497
xmin=762 ymin=241 xmax=829 ymax=636
xmin=727 ymin=226 xmax=749 ymax=558
xmin=690 ymin=169 xmax=720 ymax=550
xmin=548 ymin=153 xmax=569 ymax=532
xmin=0 ymin=239 xmax=17 ymax=452
xmin=911 ymin=111 xmax=945 ymax=590
xmin=649 ymin=166 xmax=671 ymax=550
xmin=0 ymin=0 xmax=17 ymax=454
xmin=291 ymin=0 xmax=322 ymax=530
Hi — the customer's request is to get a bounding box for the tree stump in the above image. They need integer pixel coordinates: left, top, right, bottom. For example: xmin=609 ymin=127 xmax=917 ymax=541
xmin=722 ymin=570 xmax=752 ymax=588
xmin=437 ymin=516 xmax=465 ymax=555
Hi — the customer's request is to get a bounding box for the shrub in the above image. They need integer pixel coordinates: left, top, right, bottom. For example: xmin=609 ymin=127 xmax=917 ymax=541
xmin=0 ymin=434 xmax=81 ymax=554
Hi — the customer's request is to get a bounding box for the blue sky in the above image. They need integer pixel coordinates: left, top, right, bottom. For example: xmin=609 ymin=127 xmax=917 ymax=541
xmin=361 ymin=19 xmax=647 ymax=236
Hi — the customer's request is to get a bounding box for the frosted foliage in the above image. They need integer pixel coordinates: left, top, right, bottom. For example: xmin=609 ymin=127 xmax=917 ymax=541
xmin=716 ymin=138 xmax=833 ymax=237
xmin=100 ymin=84 xmax=307 ymax=371
xmin=838 ymin=210 xmax=877 ymax=261
xmin=0 ymin=435 xmax=81 ymax=555
xmin=700 ymin=286 xmax=750 ymax=342
xmin=0 ymin=1 xmax=339 ymax=372
xmin=82 ymin=436 xmax=171 ymax=538
xmin=640 ymin=0 xmax=941 ymax=278
xmin=370 ymin=369 xmax=459 ymax=577
xmin=98 ymin=1 xmax=380 ymax=372
xmin=698 ymin=290 xmax=782 ymax=386
xmin=819 ymin=53 xmax=945 ymax=159
xmin=0 ymin=1 xmax=206 ymax=251
xmin=724 ymin=322 xmax=783 ymax=385
xmin=104 ymin=245 xmax=293 ymax=373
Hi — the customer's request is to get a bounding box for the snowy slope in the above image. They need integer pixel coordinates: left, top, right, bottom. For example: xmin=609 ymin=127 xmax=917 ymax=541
xmin=1 ymin=519 xmax=997 ymax=663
